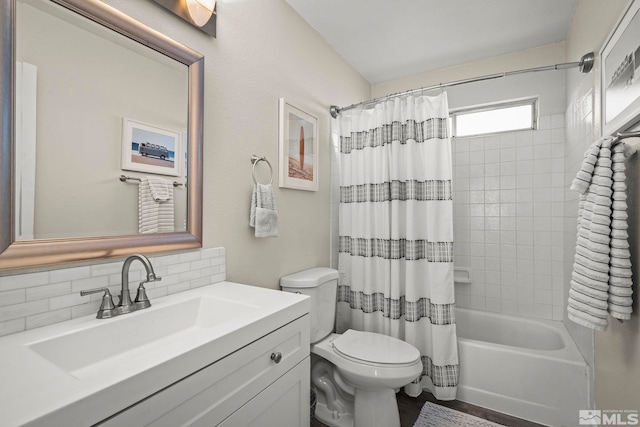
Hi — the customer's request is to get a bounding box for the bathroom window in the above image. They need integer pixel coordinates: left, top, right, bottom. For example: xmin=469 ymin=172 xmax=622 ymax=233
xmin=451 ymin=97 xmax=538 ymax=137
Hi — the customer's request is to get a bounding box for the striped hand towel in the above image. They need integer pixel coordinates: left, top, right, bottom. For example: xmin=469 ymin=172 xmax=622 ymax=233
xmin=139 ymin=177 xmax=175 ymax=234
xmin=568 ymin=138 xmax=634 ymax=331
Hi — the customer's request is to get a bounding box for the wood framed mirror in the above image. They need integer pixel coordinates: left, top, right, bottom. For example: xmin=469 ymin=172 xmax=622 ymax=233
xmin=0 ymin=0 xmax=203 ymax=271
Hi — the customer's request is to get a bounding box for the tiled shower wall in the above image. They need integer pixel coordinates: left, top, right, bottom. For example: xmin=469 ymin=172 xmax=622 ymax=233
xmin=0 ymin=247 xmax=226 ymax=337
xmin=562 ymin=69 xmax=596 ymax=370
xmin=453 ymin=114 xmax=566 ymax=320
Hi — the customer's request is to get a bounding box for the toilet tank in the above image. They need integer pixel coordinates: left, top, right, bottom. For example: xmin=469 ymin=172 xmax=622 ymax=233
xmin=280 ymin=267 xmax=338 ymax=343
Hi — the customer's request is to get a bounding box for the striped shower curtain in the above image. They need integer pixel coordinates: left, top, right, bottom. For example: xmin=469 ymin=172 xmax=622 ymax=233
xmin=335 ymin=93 xmax=459 ymax=400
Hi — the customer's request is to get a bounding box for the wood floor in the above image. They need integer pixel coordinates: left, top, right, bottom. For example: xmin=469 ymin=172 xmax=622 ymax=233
xmin=311 ymin=390 xmax=546 ymax=427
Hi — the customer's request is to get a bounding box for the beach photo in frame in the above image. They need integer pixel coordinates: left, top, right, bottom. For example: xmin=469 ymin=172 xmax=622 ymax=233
xmin=278 ymin=98 xmax=319 ymax=191
xmin=601 ymin=0 xmax=640 ymax=136
xmin=121 ymin=118 xmax=182 ymax=177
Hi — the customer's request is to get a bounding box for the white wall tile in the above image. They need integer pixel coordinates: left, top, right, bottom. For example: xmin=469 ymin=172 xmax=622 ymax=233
xmin=452 ymin=114 xmax=566 ymax=321
xmin=516 ymin=145 xmax=533 ymax=161
xmin=500 ymin=148 xmax=516 ymax=162
xmin=486 ymin=298 xmax=501 ymax=312
xmin=500 ymin=134 xmax=517 ymax=149
xmin=0 ymin=300 xmax=49 ymax=323
xmin=484 ymin=257 xmax=501 ymax=272
xmin=515 ymin=160 xmax=534 ymax=175
xmin=26 ymin=283 xmax=71 ymax=302
xmin=501 ymin=299 xmax=518 ymax=315
xmin=0 ymin=289 xmax=26 ymax=307
xmin=551 ymin=114 xmax=565 ymax=129
xmin=0 ymin=248 xmax=227 ymax=336
xmin=517 ymin=287 xmax=534 ymax=302
xmin=0 ymin=272 xmax=49 ymax=292
xmin=538 ymin=115 xmax=551 ymax=130
xmin=26 ymin=309 xmax=71 ymax=330
xmin=501 ymin=286 xmax=517 ymax=300
xmin=468 ymin=138 xmax=485 ymax=151
xmin=0 ymin=318 xmax=25 ymax=336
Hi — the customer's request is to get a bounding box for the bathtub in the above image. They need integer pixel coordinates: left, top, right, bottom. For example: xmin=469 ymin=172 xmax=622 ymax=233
xmin=455 ymin=308 xmax=589 ymax=427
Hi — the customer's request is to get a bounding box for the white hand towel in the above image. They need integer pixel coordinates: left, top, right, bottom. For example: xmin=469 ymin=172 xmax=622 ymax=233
xmin=147 ymin=177 xmax=172 ymax=202
xmin=250 ymin=183 xmax=278 ymax=238
xmin=139 ymin=176 xmax=175 ymax=234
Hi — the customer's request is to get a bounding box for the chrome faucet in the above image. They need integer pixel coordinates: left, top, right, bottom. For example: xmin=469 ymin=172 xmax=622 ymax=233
xmin=119 ymin=254 xmax=161 ymax=311
xmin=80 ymin=254 xmax=161 ymax=319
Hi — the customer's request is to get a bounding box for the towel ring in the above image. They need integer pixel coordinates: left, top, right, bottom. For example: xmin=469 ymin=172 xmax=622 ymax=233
xmin=251 ymin=155 xmax=273 ymax=185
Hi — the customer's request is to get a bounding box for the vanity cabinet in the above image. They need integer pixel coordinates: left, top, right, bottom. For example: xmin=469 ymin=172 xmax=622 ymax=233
xmin=98 ymin=315 xmax=310 ymax=427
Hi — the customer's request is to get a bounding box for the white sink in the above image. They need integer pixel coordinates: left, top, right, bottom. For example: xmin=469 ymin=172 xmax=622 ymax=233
xmin=28 ymin=296 xmax=260 ymax=377
xmin=0 ymin=282 xmax=309 ymax=427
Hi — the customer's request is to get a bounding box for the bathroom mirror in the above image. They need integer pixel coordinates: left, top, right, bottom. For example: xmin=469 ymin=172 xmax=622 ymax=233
xmin=0 ymin=0 xmax=204 ymax=270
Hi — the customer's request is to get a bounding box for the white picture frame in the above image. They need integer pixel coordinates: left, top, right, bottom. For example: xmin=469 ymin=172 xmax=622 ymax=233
xmin=278 ymin=98 xmax=319 ymax=191
xmin=121 ymin=118 xmax=182 ymax=177
xmin=600 ymin=0 xmax=640 ymax=136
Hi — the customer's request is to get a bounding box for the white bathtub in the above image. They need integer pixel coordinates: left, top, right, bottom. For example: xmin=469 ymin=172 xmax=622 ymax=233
xmin=455 ymin=308 xmax=589 ymax=427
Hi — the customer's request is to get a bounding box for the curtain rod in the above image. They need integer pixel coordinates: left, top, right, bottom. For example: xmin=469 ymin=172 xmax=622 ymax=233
xmin=614 ymin=130 xmax=640 ymax=141
xmin=330 ymin=52 xmax=595 ymax=119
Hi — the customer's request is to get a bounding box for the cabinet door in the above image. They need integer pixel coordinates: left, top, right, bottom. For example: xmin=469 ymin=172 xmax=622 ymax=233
xmin=218 ymin=357 xmax=310 ymax=427
xmin=98 ymin=315 xmax=309 ymax=427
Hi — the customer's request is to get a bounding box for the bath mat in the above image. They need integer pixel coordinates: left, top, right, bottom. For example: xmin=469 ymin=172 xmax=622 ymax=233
xmin=413 ymin=402 xmax=505 ymax=427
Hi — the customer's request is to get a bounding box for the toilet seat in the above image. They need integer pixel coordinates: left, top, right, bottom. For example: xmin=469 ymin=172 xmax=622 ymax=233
xmin=332 ymin=329 xmax=420 ymax=367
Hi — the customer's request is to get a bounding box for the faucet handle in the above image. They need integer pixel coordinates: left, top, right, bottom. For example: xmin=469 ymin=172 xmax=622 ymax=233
xmin=134 ymin=281 xmax=151 ymax=308
xmin=80 ymin=287 xmax=116 ymax=315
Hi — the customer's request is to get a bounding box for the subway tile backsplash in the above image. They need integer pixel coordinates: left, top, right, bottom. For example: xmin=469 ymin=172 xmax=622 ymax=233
xmin=0 ymin=247 xmax=226 ymax=337
xmin=453 ymin=114 xmax=565 ymax=320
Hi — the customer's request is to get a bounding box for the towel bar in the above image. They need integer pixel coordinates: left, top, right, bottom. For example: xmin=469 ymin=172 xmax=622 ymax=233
xmin=119 ymin=175 xmax=184 ymax=188
xmin=251 ymin=155 xmax=273 ymax=185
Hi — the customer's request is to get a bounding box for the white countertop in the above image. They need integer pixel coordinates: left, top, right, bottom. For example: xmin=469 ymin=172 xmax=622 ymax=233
xmin=0 ymin=282 xmax=309 ymax=427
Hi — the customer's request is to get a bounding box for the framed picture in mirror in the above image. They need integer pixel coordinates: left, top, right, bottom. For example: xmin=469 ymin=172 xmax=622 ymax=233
xmin=121 ymin=118 xmax=182 ymax=177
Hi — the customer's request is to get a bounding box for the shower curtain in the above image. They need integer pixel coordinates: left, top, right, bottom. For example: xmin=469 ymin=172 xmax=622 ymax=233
xmin=335 ymin=93 xmax=459 ymax=400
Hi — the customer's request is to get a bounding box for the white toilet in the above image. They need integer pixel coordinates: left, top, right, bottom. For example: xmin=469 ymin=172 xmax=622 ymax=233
xmin=280 ymin=267 xmax=422 ymax=427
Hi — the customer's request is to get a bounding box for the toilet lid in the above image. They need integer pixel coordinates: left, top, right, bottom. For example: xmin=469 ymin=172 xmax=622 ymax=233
xmin=332 ymin=329 xmax=420 ymax=365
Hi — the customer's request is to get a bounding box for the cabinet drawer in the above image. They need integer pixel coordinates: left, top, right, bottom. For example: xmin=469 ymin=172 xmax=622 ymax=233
xmin=98 ymin=315 xmax=310 ymax=427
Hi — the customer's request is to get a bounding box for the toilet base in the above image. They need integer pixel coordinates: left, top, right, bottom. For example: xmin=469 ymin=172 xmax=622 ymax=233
xmin=314 ymin=400 xmax=354 ymax=427
xmin=314 ymin=389 xmax=400 ymax=427
xmin=354 ymin=388 xmax=400 ymax=427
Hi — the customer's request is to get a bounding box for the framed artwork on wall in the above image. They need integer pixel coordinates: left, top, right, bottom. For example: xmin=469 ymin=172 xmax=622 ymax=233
xmin=121 ymin=118 xmax=182 ymax=177
xmin=600 ymin=0 xmax=640 ymax=136
xmin=278 ymin=98 xmax=319 ymax=191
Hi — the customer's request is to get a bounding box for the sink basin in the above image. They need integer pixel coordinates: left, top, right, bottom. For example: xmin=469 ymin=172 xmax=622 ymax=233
xmin=1 ymin=281 xmax=309 ymax=427
xmin=28 ymin=296 xmax=260 ymax=377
